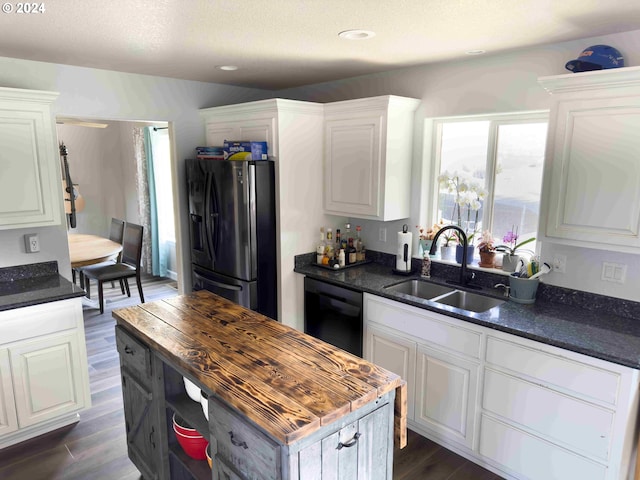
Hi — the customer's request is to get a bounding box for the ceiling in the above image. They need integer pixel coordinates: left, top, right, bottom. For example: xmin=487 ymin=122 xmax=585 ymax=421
xmin=2 ymin=0 xmax=640 ymax=90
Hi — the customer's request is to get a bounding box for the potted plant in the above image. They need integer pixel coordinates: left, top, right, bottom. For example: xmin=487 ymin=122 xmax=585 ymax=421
xmin=477 ymin=230 xmax=496 ymax=268
xmin=438 ymin=172 xmax=485 ymax=265
xmin=416 ymin=223 xmax=441 ymax=256
xmin=439 ymin=229 xmax=457 ymax=260
xmin=495 ymin=226 xmax=535 ymax=272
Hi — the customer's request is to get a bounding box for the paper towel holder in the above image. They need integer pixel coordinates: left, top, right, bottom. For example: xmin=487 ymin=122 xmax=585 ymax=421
xmin=392 ymin=224 xmax=414 ymax=275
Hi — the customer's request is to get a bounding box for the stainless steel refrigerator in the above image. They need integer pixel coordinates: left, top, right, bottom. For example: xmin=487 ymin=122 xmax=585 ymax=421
xmin=187 ymin=159 xmax=277 ymax=320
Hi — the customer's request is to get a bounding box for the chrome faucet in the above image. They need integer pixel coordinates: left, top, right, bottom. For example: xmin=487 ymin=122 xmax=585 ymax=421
xmin=494 ymin=283 xmax=510 ymax=297
xmin=429 ymin=225 xmax=478 ymax=289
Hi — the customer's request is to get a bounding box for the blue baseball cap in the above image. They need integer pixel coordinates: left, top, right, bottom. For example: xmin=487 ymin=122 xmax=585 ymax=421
xmin=565 ymin=45 xmax=624 ymax=72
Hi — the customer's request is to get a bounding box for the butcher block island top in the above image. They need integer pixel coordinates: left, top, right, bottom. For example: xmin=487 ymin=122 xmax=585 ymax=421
xmin=113 ymin=290 xmax=406 ymax=449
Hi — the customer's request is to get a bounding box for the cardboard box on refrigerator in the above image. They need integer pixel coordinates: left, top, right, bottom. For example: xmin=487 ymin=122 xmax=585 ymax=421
xmin=223 ymin=141 xmax=268 ymax=160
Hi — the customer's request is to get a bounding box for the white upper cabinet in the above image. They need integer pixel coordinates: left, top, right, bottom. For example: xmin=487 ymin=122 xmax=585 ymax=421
xmin=201 ymin=101 xmax=278 ymax=156
xmin=323 ymin=96 xmax=420 ymax=221
xmin=0 ymin=87 xmax=61 ymax=230
xmin=539 ymin=67 xmax=640 ymax=251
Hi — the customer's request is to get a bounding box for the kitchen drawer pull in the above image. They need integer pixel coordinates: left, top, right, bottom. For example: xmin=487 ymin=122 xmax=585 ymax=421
xmin=149 ymin=426 xmax=156 ymax=449
xmin=337 ymin=432 xmax=361 ymax=450
xmin=124 ymin=345 xmax=134 ymax=355
xmin=228 ymin=431 xmax=248 ymax=449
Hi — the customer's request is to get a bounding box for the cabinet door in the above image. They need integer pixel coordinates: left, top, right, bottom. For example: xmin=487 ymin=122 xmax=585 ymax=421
xmin=215 ymin=456 xmax=244 ymax=480
xmin=414 ymin=344 xmax=478 ymax=449
xmin=298 ymin=403 xmax=391 ymax=480
xmin=364 ymin=324 xmax=416 ymax=419
xmin=206 ymin=117 xmax=277 ymax=156
xmin=324 ymin=115 xmax=382 ymax=218
xmin=0 ymin=88 xmax=61 ymax=229
xmin=9 ymin=331 xmax=87 ymax=428
xmin=0 ymin=349 xmax=18 ymax=437
xmin=121 ymin=368 xmax=159 ymax=480
xmin=545 ymin=95 xmax=640 ymax=248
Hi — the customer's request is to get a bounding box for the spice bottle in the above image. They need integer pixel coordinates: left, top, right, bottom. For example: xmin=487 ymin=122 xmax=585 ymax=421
xmin=355 ymin=226 xmax=364 ymax=261
xmin=421 ymin=253 xmax=431 ymax=278
xmin=347 ymin=238 xmax=357 ymax=265
xmin=316 ymin=228 xmax=326 ymax=264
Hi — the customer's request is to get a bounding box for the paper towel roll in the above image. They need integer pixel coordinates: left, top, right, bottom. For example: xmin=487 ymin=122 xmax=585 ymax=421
xmin=396 ymin=231 xmax=412 ymax=272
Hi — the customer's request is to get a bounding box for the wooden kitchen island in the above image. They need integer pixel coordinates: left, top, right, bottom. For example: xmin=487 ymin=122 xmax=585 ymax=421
xmin=113 ymin=290 xmax=406 ymax=480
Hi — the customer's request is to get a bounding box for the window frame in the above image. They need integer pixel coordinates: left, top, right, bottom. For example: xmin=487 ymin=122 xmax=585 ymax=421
xmin=425 ymin=110 xmax=549 ymax=243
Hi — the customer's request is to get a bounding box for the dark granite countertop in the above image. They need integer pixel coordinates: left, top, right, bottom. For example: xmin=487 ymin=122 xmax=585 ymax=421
xmin=0 ymin=261 xmax=86 ymax=312
xmin=294 ymin=253 xmax=640 ymax=370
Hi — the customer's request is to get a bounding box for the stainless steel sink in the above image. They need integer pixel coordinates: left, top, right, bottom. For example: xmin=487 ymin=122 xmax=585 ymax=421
xmin=433 ymin=290 xmax=505 ymax=313
xmin=384 ymin=279 xmax=455 ymax=299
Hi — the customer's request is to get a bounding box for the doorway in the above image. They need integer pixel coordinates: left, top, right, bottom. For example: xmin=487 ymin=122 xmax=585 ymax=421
xmin=55 ymin=118 xmax=179 ymax=282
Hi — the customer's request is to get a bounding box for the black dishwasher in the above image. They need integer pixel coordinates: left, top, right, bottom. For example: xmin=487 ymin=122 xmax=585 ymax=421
xmin=304 ymin=277 xmax=363 ymax=357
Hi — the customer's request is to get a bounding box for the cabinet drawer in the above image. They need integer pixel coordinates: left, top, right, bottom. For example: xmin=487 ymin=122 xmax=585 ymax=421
xmin=0 ymin=299 xmax=80 ymax=345
xmin=115 ymin=326 xmax=151 ymax=381
xmin=479 ymin=414 xmax=607 ymax=480
xmin=485 ymin=336 xmax=619 ymax=405
xmin=209 ymin=397 xmax=280 ymax=480
xmin=215 ymin=455 xmax=243 ymax=480
xmin=365 ymin=294 xmax=481 ymax=359
xmin=483 ymin=368 xmax=613 ymax=460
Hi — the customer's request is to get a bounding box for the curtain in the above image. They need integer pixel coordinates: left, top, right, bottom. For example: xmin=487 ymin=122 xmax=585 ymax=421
xmin=133 ymin=126 xmax=174 ymax=277
xmin=133 ymin=127 xmax=153 ymax=274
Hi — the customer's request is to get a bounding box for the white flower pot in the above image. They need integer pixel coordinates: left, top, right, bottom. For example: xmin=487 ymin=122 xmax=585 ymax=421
xmin=440 ymin=245 xmax=455 ymax=260
xmin=501 ymin=254 xmax=520 ymax=272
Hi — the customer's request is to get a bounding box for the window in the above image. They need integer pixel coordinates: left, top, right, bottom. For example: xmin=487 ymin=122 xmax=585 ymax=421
xmin=431 ymin=112 xmax=548 ymax=249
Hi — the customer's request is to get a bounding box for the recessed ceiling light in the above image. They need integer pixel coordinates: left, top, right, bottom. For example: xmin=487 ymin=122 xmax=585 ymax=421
xmin=338 ymin=30 xmax=376 ymax=40
xmin=216 ymin=65 xmax=239 ymax=71
xmin=465 ymin=50 xmax=486 ymax=55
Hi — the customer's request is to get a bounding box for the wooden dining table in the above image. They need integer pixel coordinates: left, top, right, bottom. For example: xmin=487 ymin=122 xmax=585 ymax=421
xmin=68 ymin=233 xmax=123 ymax=269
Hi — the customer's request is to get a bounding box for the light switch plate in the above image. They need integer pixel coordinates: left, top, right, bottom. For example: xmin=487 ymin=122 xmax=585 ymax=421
xmin=602 ymin=262 xmax=627 ymax=284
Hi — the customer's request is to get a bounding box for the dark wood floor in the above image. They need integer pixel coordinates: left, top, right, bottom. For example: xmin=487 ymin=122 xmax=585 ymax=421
xmin=0 ymin=275 xmax=503 ymax=479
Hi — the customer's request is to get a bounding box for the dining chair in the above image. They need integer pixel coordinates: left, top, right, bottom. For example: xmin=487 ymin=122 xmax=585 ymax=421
xmin=73 ymin=217 xmax=125 ymax=291
xmin=82 ymin=222 xmax=145 ymax=314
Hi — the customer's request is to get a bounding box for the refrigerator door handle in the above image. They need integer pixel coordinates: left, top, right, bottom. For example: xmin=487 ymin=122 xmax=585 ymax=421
xmin=193 ymin=272 xmax=242 ymax=292
xmin=204 ymin=173 xmax=216 ymax=262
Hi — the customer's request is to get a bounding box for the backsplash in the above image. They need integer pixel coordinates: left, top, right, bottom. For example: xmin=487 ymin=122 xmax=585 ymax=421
xmin=0 ymin=261 xmax=59 ymax=282
xmin=295 ymin=251 xmax=640 ymax=321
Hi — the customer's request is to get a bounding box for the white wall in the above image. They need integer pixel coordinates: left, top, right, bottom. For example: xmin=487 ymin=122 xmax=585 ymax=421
xmin=278 ymin=29 xmax=640 ymax=302
xmin=57 ymin=122 xmax=127 ymax=236
xmin=0 ymin=56 xmax=271 ymax=289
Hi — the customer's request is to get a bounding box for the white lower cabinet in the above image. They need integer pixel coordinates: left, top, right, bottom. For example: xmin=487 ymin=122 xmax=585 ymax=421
xmin=479 ymin=414 xmax=608 ymax=480
xmin=363 ymin=293 xmax=640 ymax=480
xmin=365 ymin=324 xmax=416 ymax=419
xmin=364 ymin=294 xmax=480 ymax=451
xmin=10 ymin=331 xmax=87 ymax=428
xmin=0 ymin=298 xmax=91 ymax=449
xmin=0 ymin=349 xmax=18 ymax=436
xmin=414 ymin=344 xmax=478 ymax=450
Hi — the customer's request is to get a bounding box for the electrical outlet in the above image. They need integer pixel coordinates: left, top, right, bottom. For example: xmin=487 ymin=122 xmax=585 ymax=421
xmin=378 ymin=227 xmax=387 ymax=243
xmin=552 ymin=254 xmax=566 ymax=273
xmin=24 ymin=234 xmax=40 ymax=253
